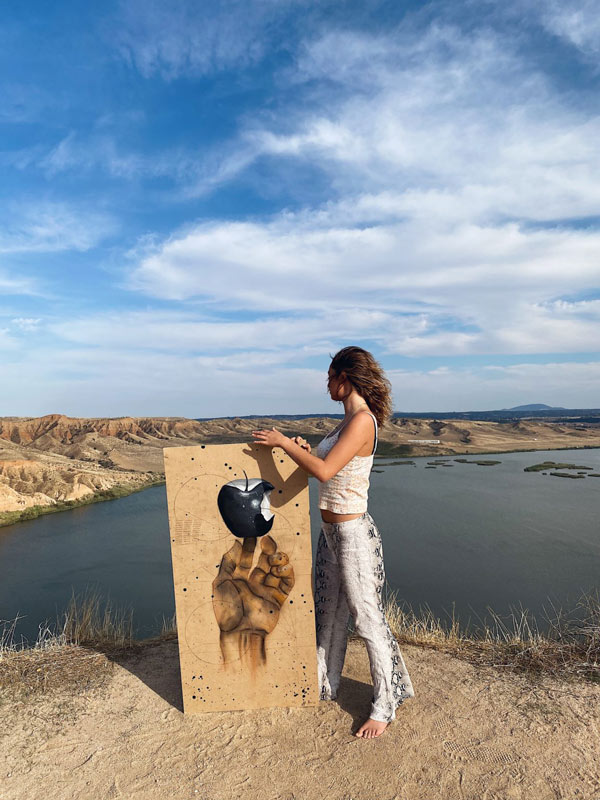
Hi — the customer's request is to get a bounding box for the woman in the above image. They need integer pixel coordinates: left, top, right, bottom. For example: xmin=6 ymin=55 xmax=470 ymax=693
xmin=252 ymin=346 xmax=414 ymax=738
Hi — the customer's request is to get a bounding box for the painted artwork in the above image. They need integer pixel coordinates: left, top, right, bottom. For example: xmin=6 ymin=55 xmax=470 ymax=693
xmin=163 ymin=443 xmax=318 ymax=714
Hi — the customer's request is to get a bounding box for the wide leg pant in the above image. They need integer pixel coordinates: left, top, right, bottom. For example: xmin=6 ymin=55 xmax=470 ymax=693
xmin=314 ymin=510 xmax=415 ymax=723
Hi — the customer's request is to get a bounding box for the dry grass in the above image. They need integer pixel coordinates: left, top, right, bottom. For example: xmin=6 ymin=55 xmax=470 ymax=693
xmin=0 ymin=587 xmax=176 ymax=700
xmin=377 ymin=585 xmax=600 ymax=682
xmin=1 ymin=585 xmax=599 ymax=701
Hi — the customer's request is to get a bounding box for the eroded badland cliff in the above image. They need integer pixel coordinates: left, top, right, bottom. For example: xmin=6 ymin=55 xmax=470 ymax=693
xmin=1 ymin=412 xmax=599 ymax=520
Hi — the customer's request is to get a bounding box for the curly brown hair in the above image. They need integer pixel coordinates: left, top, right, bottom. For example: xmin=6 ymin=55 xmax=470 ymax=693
xmin=327 ymin=346 xmax=393 ymax=428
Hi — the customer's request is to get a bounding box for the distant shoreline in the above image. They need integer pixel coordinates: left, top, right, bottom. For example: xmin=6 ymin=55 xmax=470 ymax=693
xmin=2 ymin=443 xmax=599 ymax=529
xmin=384 ymin=444 xmax=600 ymax=458
xmin=0 ymin=478 xmax=166 ymax=529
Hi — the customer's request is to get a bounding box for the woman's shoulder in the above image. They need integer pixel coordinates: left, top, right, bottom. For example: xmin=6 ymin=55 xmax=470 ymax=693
xmin=353 ymin=409 xmax=377 ymax=425
xmin=342 ymin=409 xmax=377 ymax=436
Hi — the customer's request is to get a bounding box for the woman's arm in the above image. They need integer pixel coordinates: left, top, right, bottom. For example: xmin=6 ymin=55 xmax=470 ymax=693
xmin=252 ymin=413 xmax=373 ymax=482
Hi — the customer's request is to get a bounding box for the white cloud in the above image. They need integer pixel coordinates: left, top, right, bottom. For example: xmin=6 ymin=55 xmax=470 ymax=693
xmin=39 ymin=131 xmax=79 ymax=176
xmin=0 ymin=328 xmax=20 ymax=351
xmin=251 ymin=25 xmax=600 ymax=224
xmin=113 ymin=21 xmax=600 ymax=360
xmin=111 ymin=0 xmax=308 ymax=80
xmin=119 ymin=209 xmax=600 ymax=356
xmin=538 ymin=0 xmax=600 ymax=58
xmin=11 ymin=317 xmax=42 ymax=331
xmin=2 ymin=335 xmax=600 ymax=415
xmin=5 ymin=6 xmax=600 ymax=417
xmin=0 ymin=200 xmax=117 ymax=253
xmin=47 ymin=307 xmax=430 ymax=361
xmin=0 ymin=342 xmax=329 ymax=417
xmin=0 ymin=270 xmax=40 ymax=296
xmin=29 ymin=129 xmax=260 ymax=201
xmin=388 ymin=360 xmax=600 ymax=411
xmin=37 ymin=131 xmax=186 ymax=181
xmin=48 ymin=308 xmax=330 ymax=352
xmin=16 ymin=14 xmax=600 ymax=214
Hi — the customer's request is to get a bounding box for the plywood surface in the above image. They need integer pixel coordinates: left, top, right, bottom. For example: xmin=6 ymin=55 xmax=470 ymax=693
xmin=163 ymin=442 xmax=319 ymax=714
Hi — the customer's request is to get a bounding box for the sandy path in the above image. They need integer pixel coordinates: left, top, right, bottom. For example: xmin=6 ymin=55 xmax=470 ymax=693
xmin=2 ymin=639 xmax=600 ymax=800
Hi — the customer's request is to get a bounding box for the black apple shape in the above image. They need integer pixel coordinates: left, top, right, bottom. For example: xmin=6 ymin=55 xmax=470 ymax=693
xmin=217 ymin=470 xmax=275 ymax=538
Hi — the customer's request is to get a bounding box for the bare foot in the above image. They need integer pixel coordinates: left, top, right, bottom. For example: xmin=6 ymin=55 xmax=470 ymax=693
xmin=355 ymin=717 xmax=389 ymax=738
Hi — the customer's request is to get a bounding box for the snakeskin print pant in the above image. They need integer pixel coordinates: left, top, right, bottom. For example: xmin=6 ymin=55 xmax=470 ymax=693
xmin=314 ymin=511 xmax=415 ymax=723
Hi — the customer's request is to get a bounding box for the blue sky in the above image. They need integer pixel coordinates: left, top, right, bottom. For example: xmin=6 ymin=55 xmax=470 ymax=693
xmin=2 ymin=0 xmax=600 ymax=417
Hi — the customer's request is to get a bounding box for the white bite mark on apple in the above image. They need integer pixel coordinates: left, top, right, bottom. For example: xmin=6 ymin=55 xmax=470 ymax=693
xmin=260 ymin=488 xmax=274 ymax=522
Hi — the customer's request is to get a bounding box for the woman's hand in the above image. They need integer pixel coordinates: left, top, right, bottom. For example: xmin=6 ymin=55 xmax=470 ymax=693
xmin=251 ymin=427 xmax=288 ymax=448
xmin=291 ymin=436 xmax=311 ymax=453
xmin=252 ymin=428 xmax=312 ymax=455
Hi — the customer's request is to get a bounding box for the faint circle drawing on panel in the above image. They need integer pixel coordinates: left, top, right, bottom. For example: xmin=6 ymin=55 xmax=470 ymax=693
xmin=184 ymin=588 xmax=314 ymax=667
xmin=173 ymin=472 xmax=234 ymax=545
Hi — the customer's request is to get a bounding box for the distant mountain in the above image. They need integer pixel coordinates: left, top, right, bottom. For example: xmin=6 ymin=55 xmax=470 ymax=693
xmin=387 ymin=407 xmax=599 ymax=422
xmin=195 ymin=406 xmax=598 ymax=422
xmin=506 ymin=404 xmax=567 ymax=411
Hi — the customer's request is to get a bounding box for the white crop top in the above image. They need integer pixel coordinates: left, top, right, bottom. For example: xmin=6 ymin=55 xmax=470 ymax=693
xmin=316 ymin=410 xmax=378 ymax=514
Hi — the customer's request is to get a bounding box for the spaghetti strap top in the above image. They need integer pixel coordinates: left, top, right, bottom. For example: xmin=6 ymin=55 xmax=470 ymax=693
xmin=315 ymin=410 xmax=378 ymax=514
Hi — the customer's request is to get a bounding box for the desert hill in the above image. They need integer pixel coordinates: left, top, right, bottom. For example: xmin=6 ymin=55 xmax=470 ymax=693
xmin=1 ymin=412 xmax=599 ymax=520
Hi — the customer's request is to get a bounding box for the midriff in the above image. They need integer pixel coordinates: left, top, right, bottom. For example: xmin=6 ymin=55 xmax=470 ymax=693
xmin=320 ymin=509 xmax=364 ymax=522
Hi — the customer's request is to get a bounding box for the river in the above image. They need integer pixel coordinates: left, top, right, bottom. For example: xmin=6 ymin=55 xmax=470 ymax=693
xmin=1 ymin=448 xmax=598 ymax=646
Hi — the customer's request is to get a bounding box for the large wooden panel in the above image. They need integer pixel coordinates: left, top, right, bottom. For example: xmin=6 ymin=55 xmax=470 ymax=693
xmin=163 ymin=442 xmax=319 ymax=714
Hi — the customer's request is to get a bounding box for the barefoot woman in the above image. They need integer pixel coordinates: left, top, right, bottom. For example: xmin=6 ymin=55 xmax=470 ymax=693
xmin=252 ymin=346 xmax=414 ymax=738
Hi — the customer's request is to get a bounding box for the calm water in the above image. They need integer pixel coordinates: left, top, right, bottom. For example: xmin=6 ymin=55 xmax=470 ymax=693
xmin=1 ymin=448 xmax=598 ymax=645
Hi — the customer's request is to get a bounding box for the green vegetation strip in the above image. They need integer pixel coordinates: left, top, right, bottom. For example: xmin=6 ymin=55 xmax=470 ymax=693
xmin=524 ymin=461 xmax=593 ymax=472
xmin=453 ymin=459 xmax=501 ymax=466
xmin=0 ymin=479 xmax=165 ymax=528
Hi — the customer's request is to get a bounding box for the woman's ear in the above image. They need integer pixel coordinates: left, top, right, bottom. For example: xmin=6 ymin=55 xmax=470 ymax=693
xmin=338 ymin=373 xmax=348 ymax=397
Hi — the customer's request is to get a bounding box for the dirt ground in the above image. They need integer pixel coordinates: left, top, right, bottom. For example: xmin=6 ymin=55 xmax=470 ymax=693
xmin=2 ymin=638 xmax=600 ymax=800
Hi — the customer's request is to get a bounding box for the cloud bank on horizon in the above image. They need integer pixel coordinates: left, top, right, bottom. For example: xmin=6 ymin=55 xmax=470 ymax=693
xmin=1 ymin=0 xmax=599 ymax=417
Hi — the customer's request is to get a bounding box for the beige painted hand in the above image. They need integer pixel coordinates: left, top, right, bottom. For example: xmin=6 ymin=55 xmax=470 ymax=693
xmin=212 ymin=535 xmax=294 ymax=668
